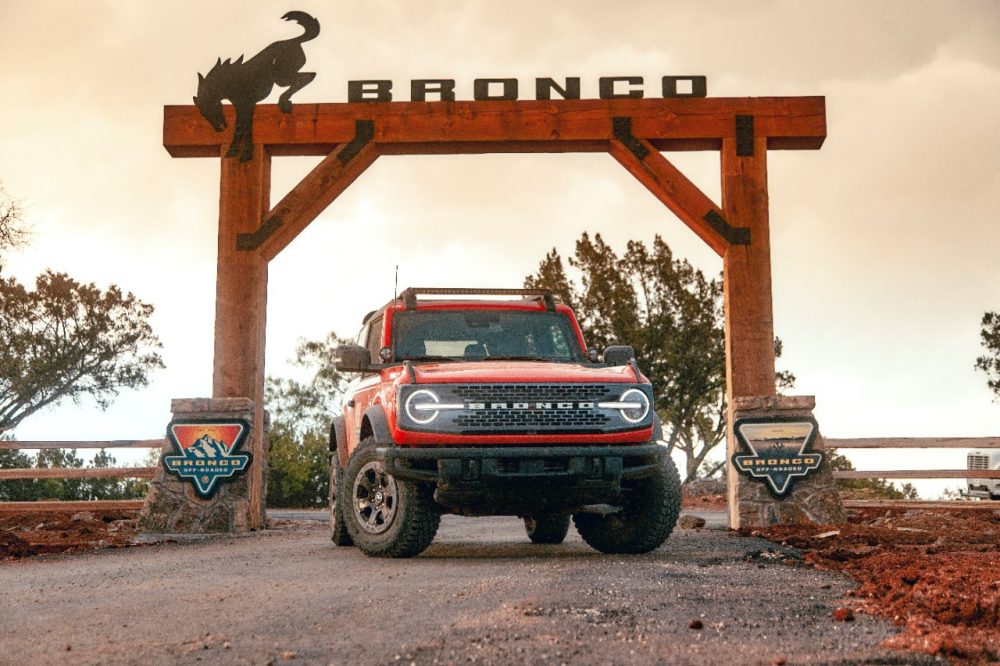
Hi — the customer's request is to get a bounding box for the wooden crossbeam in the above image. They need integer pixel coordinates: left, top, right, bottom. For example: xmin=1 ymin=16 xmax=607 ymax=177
xmin=0 ymin=467 xmax=157 ymax=481
xmin=251 ymin=129 xmax=379 ymax=261
xmin=164 ymin=98 xmax=826 ymax=157
xmin=610 ymin=127 xmax=735 ymax=256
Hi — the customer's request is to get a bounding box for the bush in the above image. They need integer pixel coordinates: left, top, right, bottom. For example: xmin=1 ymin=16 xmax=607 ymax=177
xmin=266 ymin=427 xmax=330 ymax=508
xmin=829 ymin=450 xmax=918 ymax=500
xmin=0 ymin=447 xmax=147 ymax=501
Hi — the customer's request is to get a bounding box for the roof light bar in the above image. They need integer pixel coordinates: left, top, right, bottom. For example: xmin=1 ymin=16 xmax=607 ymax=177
xmin=398 ymin=287 xmax=558 ymax=311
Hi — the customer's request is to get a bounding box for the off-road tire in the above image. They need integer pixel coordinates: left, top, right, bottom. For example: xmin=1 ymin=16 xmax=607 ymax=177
xmin=342 ymin=437 xmax=440 ymax=558
xmin=573 ymin=452 xmax=681 ymax=554
xmin=329 ymin=453 xmax=353 ymax=546
xmin=524 ymin=514 xmax=571 ymax=544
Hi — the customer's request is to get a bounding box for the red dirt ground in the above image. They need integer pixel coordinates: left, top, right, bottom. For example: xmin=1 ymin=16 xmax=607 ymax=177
xmin=0 ymin=510 xmax=138 ymax=558
xmin=746 ymin=506 xmax=1000 ymax=663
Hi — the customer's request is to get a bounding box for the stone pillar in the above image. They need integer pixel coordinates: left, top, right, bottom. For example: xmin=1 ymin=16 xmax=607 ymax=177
xmin=730 ymin=395 xmax=844 ymax=528
xmin=138 ymin=398 xmax=268 ymax=534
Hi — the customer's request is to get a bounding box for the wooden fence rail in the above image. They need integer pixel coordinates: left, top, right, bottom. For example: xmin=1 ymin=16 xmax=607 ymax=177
xmin=828 ymin=437 xmax=998 ymax=480
xmin=0 ymin=439 xmax=164 ymax=513
xmin=0 ymin=467 xmax=158 ymax=481
xmin=3 ymin=437 xmax=996 ymax=512
xmin=0 ymin=500 xmax=147 ymax=512
xmin=826 ymin=437 xmax=1000 ymax=449
xmin=0 ymin=440 xmax=164 ymax=450
xmin=834 ymin=469 xmax=1000 ymax=480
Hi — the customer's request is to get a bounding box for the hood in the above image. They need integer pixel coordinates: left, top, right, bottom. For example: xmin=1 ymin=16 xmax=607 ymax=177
xmin=402 ymin=360 xmax=644 ymax=385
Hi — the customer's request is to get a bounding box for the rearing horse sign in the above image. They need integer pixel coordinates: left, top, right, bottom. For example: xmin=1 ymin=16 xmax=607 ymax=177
xmin=193 ymin=11 xmax=319 ymax=161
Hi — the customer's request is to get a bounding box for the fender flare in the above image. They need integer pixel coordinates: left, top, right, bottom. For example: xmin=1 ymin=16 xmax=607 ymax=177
xmin=329 ymin=416 xmax=347 ymax=453
xmin=360 ymin=405 xmax=394 ymax=445
xmin=652 ymin=413 xmax=664 ymax=442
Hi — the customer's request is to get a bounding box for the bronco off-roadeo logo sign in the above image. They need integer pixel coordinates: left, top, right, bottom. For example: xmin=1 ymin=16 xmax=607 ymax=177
xmin=163 ymin=420 xmax=252 ymax=498
xmin=732 ymin=417 xmax=823 ymax=498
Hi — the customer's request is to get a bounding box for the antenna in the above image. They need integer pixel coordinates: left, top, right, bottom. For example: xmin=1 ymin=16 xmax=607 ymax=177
xmin=394 ymin=265 xmax=399 ymax=300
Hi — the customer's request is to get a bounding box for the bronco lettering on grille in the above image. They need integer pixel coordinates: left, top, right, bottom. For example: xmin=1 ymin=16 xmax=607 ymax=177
xmin=476 ymin=402 xmax=595 ymax=410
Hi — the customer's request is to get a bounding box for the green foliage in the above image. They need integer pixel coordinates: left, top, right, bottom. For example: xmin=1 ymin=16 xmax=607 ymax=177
xmin=0 ymin=271 xmax=164 ymax=433
xmin=0 ymin=448 xmax=37 ymax=501
xmin=88 ymin=448 xmax=150 ymax=501
xmin=827 ymin=450 xmax=918 ymax=500
xmin=266 ymin=427 xmax=330 ymax=508
xmin=975 ymin=311 xmax=1000 ymax=399
xmin=526 ymin=232 xmax=792 ymax=482
xmin=265 ymin=332 xmax=349 ymax=438
xmin=265 ymin=333 xmax=348 ymax=507
xmin=0 ymin=445 xmax=147 ymax=501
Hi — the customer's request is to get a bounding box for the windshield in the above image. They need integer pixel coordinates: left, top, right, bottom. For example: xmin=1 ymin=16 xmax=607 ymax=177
xmin=391 ymin=309 xmax=583 ymax=362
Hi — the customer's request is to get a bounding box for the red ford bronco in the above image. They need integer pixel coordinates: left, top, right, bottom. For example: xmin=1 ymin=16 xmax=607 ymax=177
xmin=329 ymin=288 xmax=681 ymax=557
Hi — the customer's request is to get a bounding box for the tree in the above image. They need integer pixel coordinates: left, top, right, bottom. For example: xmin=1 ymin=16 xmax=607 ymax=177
xmin=975 ymin=311 xmax=1000 ymax=399
xmin=265 ymin=332 xmax=349 ymax=438
xmin=0 ymin=444 xmax=39 ymax=502
xmin=828 ymin=450 xmax=918 ymax=500
xmin=525 ymin=232 xmax=793 ymax=482
xmin=0 ymin=270 xmax=164 ymax=433
xmin=265 ymin=333 xmax=349 ymax=507
xmin=86 ymin=448 xmax=149 ymax=501
xmin=267 ymin=429 xmax=330 ymax=507
xmin=0 ymin=445 xmax=147 ymax=502
xmin=0 ymin=186 xmax=29 ymax=270
xmin=33 ymin=448 xmax=86 ymax=500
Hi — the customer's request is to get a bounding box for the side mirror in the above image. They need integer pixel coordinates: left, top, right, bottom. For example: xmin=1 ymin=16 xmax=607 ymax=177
xmin=603 ymin=345 xmax=635 ymax=366
xmin=335 ymin=344 xmax=372 ymax=373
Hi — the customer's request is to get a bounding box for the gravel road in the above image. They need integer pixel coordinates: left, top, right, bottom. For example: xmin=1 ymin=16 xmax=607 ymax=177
xmin=0 ymin=513 xmax=932 ymax=665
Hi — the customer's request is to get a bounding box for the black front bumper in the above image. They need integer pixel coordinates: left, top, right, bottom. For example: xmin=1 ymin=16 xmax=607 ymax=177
xmin=377 ymin=443 xmax=665 ymax=516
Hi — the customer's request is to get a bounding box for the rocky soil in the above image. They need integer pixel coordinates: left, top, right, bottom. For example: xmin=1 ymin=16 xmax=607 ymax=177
xmin=747 ymin=505 xmax=1000 ymax=663
xmin=0 ymin=510 xmax=137 ymax=557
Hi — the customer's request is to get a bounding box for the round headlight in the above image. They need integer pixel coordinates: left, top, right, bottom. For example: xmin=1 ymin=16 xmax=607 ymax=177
xmin=404 ymin=389 xmax=440 ymax=424
xmin=619 ymin=388 xmax=650 ymax=423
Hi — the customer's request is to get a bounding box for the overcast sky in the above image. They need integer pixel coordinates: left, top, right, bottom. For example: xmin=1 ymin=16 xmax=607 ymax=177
xmin=1 ymin=1 xmax=997 ymax=494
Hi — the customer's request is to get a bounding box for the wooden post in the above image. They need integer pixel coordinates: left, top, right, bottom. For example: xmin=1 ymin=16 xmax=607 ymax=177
xmin=214 ymin=144 xmax=270 ymax=529
xmin=721 ymin=135 xmax=776 ymax=530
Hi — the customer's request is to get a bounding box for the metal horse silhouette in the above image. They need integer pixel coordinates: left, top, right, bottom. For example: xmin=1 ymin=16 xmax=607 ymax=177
xmin=193 ymin=11 xmax=319 ymax=162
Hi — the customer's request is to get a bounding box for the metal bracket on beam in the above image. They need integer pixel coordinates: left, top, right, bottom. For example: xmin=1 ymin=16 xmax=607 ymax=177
xmin=236 ymin=215 xmax=282 ymax=251
xmin=236 ymin=119 xmax=375 ymax=251
xmin=612 ymin=117 xmax=649 ymax=160
xmin=704 ymin=210 xmax=750 ymax=245
xmin=338 ymin=119 xmax=375 ymax=166
xmin=735 ymin=115 xmax=754 ymax=157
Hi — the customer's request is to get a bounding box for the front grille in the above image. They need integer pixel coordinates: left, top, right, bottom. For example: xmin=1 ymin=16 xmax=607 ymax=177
xmin=454 ymin=409 xmax=610 ymax=430
xmin=452 ymin=384 xmax=615 ymax=402
xmin=452 ymin=383 xmax=615 ymax=433
xmin=968 ymin=454 xmax=990 ymax=471
xmin=400 ymin=383 xmax=649 ymax=434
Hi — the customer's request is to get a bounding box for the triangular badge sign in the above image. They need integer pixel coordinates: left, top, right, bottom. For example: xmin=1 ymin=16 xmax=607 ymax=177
xmin=162 ymin=419 xmax=253 ymax=498
xmin=731 ymin=417 xmax=822 ymax=497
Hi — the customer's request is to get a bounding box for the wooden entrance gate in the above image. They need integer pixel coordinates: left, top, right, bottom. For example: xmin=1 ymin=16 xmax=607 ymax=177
xmin=163 ymin=96 xmax=827 ymax=528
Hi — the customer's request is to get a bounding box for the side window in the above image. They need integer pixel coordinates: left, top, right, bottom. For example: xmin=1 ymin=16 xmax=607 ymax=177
xmin=356 ymin=323 xmax=369 ymax=347
xmin=365 ymin=316 xmax=384 ymax=360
